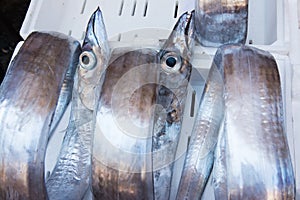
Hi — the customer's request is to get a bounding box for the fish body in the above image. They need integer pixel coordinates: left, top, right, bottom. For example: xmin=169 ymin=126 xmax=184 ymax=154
xmin=0 ymin=31 xmax=81 ymax=199
xmin=195 ymin=0 xmax=248 ymax=47
xmin=49 ymin=58 xmax=77 ymax=137
xmin=46 ymin=8 xmax=110 ymax=200
xmin=92 ymin=48 xmax=157 ymax=200
xmin=175 ymin=44 xmax=224 ymax=199
xmin=213 ymin=44 xmax=295 ymax=199
xmin=92 ymin=11 xmax=194 ymax=200
xmin=152 ymin=11 xmax=194 ymax=200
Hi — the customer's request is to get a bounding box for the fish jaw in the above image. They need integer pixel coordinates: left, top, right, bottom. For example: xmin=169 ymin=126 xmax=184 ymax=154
xmin=160 ymin=11 xmax=195 ymax=61
xmin=78 ymin=7 xmax=110 ymax=110
xmin=158 ymin=11 xmax=195 ymax=91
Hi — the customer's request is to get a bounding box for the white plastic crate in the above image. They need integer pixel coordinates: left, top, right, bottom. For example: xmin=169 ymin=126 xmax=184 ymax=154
xmin=14 ymin=0 xmax=300 ymax=199
xmin=21 ymin=0 xmax=286 ymax=45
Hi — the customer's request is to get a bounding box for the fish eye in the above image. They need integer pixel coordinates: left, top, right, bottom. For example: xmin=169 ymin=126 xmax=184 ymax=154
xmin=166 ymin=57 xmax=177 ymax=68
xmin=161 ymin=52 xmax=181 ymax=73
xmin=79 ymin=51 xmax=97 ymax=70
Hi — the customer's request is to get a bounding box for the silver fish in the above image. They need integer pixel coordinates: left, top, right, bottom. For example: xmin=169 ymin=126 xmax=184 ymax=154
xmin=152 ymin=11 xmax=194 ymax=200
xmin=213 ymin=44 xmax=295 ymax=199
xmin=92 ymin=11 xmax=194 ymax=200
xmin=49 ymin=58 xmax=77 ymax=137
xmin=0 ymin=31 xmax=81 ymax=199
xmin=195 ymin=0 xmax=248 ymax=47
xmin=46 ymin=8 xmax=110 ymax=200
xmin=92 ymin=48 xmax=157 ymax=200
xmin=175 ymin=38 xmax=224 ymax=199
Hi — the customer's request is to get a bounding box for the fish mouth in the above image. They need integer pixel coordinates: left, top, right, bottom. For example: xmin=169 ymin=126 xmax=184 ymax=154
xmin=160 ymin=11 xmax=195 ymax=60
xmin=183 ymin=10 xmax=195 ymax=49
xmin=82 ymin=7 xmax=109 ymax=55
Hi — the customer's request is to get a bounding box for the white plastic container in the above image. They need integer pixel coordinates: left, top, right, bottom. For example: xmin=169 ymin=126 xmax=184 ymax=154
xmin=16 ymin=0 xmax=300 ymax=199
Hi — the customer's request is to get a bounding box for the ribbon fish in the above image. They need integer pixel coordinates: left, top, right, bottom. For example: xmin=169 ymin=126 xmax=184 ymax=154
xmin=0 ymin=31 xmax=81 ymax=199
xmin=195 ymin=0 xmax=248 ymax=47
xmin=92 ymin=11 xmax=194 ymax=200
xmin=177 ymin=44 xmax=295 ymax=199
xmin=213 ymin=44 xmax=295 ymax=200
xmin=46 ymin=8 xmax=110 ymax=200
xmin=176 ymin=37 xmax=224 ymax=200
xmin=92 ymin=48 xmax=158 ymax=199
xmin=152 ymin=11 xmax=194 ymax=200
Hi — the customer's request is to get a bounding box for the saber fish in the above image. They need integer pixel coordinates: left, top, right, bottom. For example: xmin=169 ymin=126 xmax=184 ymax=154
xmin=195 ymin=0 xmax=248 ymax=47
xmin=213 ymin=44 xmax=295 ymax=199
xmin=0 ymin=32 xmax=81 ymax=199
xmin=175 ymin=37 xmax=224 ymax=199
xmin=49 ymin=57 xmax=78 ymax=137
xmin=92 ymin=48 xmax=157 ymax=199
xmin=46 ymin=8 xmax=110 ymax=199
xmin=152 ymin=11 xmax=194 ymax=200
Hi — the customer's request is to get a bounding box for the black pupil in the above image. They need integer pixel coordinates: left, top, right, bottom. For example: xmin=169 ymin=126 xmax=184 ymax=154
xmin=82 ymin=55 xmax=90 ymax=65
xmin=166 ymin=57 xmax=177 ymax=68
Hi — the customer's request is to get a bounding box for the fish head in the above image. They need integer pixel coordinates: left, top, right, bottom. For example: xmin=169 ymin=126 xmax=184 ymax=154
xmin=158 ymin=11 xmax=195 ymax=87
xmin=78 ymin=7 xmax=110 ymax=110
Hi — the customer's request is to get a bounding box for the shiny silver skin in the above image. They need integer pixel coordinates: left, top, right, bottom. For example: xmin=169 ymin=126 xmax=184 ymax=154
xmin=49 ymin=58 xmax=77 ymax=137
xmin=152 ymin=11 xmax=194 ymax=200
xmin=92 ymin=48 xmax=157 ymax=199
xmin=46 ymin=8 xmax=110 ymax=200
xmin=175 ymin=41 xmax=224 ymax=199
xmin=92 ymin=11 xmax=194 ymax=200
xmin=0 ymin=31 xmax=81 ymax=199
xmin=212 ymin=44 xmax=295 ymax=199
xmin=195 ymin=0 xmax=248 ymax=47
